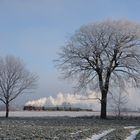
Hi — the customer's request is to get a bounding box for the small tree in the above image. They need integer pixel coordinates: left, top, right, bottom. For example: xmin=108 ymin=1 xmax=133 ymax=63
xmin=109 ymin=88 xmax=128 ymax=117
xmin=0 ymin=56 xmax=37 ymax=118
xmin=57 ymin=20 xmax=140 ymax=119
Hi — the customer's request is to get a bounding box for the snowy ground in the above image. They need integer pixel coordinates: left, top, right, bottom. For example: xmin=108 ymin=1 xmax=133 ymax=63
xmin=0 ymin=111 xmax=97 ymax=117
xmin=87 ymin=129 xmax=115 ymax=140
xmin=0 ymin=111 xmax=140 ymax=139
xmin=1 ymin=111 xmax=140 ymax=117
xmin=125 ymin=129 xmax=140 ymax=140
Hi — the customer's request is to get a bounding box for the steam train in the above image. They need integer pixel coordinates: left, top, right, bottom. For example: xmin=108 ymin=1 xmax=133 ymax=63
xmin=23 ymin=105 xmax=92 ymax=111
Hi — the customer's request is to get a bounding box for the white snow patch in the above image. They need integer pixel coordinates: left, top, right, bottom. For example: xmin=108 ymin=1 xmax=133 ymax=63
xmin=3 ymin=111 xmax=96 ymax=117
xmin=87 ymin=129 xmax=115 ymax=140
xmin=125 ymin=129 xmax=140 ymax=140
xmin=70 ymin=129 xmax=90 ymax=135
xmin=124 ymin=126 xmax=136 ymax=129
xmin=54 ymin=128 xmax=90 ymax=139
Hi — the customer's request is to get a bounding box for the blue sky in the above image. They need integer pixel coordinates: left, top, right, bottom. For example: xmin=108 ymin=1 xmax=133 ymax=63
xmin=0 ymin=0 xmax=140 ymax=105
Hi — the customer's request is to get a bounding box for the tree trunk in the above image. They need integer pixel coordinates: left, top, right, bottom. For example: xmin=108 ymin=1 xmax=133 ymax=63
xmin=118 ymin=106 xmax=121 ymax=118
xmin=5 ymin=102 xmax=9 ymax=118
xmin=100 ymin=92 xmax=107 ymax=119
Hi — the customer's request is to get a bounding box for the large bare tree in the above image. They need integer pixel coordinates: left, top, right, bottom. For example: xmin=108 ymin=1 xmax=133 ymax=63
xmin=0 ymin=56 xmax=37 ymax=117
xmin=57 ymin=20 xmax=140 ymax=119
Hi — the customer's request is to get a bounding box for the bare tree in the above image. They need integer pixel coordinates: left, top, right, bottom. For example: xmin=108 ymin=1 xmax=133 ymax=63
xmin=109 ymin=87 xmax=128 ymax=118
xmin=57 ymin=20 xmax=140 ymax=119
xmin=0 ymin=56 xmax=37 ymax=118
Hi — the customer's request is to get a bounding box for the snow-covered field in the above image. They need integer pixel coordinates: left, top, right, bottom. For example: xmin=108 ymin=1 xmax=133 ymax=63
xmin=0 ymin=111 xmax=140 ymax=139
xmin=0 ymin=111 xmax=97 ymax=117
xmin=1 ymin=111 xmax=140 ymax=117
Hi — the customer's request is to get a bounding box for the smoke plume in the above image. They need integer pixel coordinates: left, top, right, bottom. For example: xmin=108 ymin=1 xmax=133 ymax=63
xmin=25 ymin=92 xmax=100 ymax=110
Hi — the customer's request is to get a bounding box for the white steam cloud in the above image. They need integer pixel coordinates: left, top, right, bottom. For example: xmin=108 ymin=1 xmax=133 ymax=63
xmin=25 ymin=89 xmax=140 ymax=111
xmin=25 ymin=92 xmax=100 ymax=110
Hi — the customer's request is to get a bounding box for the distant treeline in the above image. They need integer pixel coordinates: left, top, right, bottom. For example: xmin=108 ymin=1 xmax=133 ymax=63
xmin=23 ymin=106 xmax=92 ymax=111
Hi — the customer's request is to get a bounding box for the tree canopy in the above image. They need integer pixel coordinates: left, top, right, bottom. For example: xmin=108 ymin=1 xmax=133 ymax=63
xmin=57 ymin=20 xmax=140 ymax=118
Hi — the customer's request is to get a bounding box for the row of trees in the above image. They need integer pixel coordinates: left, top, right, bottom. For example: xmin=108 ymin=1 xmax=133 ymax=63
xmin=1 ymin=19 xmax=140 ymax=119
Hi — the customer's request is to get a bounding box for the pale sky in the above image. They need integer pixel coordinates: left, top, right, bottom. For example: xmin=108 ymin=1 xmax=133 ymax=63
xmin=0 ymin=0 xmax=140 ymax=105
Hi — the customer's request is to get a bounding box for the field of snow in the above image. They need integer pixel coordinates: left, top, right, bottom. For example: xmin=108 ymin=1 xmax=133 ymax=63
xmin=0 ymin=111 xmax=97 ymax=117
xmin=0 ymin=116 xmax=139 ymax=139
xmin=1 ymin=111 xmax=140 ymax=117
xmin=0 ymin=111 xmax=140 ymax=139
